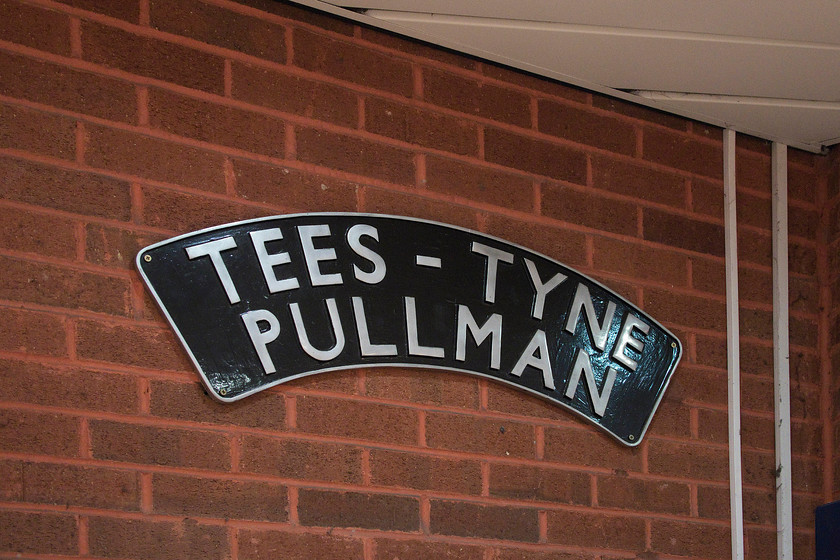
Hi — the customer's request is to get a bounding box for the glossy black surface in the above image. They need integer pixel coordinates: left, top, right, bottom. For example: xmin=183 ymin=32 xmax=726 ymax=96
xmin=138 ymin=214 xmax=681 ymax=445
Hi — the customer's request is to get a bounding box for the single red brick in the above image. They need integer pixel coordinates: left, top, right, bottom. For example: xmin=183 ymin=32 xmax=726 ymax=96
xmin=282 ymin=369 xmax=359 ymax=393
xmin=0 ymin=206 xmax=77 ymax=258
xmin=493 ymin=548 xmax=592 ymax=560
xmin=231 ymin=61 xmax=358 ymax=128
xmin=0 ymin=307 xmax=67 ymax=357
xmin=293 ymin=28 xmax=413 ymax=97
xmin=736 ymin=190 xmax=771 ymax=231
xmin=483 ymin=213 xmax=588 ymax=268
xmin=543 ymin=425 xmax=642 ymax=473
xmin=0 ymin=459 xmax=23 ymax=501
xmin=430 ymin=499 xmax=539 ymax=542
xmin=81 ymin=21 xmax=225 ymax=95
xmin=486 ymin=382 xmax=567 ymax=421
xmin=593 ymin=94 xmax=688 ymax=131
xmin=540 ymin=183 xmax=639 ymax=236
xmin=0 ymin=157 xmax=132 ymax=220
xmin=22 ymin=462 xmax=139 ymax=511
xmin=650 ymin=520 xmax=730 ymax=559
xmin=490 ymin=463 xmax=590 ymax=505
xmin=667 ymin=366 xmax=727 ymax=409
xmin=0 ymin=510 xmax=77 ymax=555
xmin=86 ymin=224 xmax=164 ymax=270
xmin=366 ymin=96 xmax=479 ymax=156
xmin=790 ymin=204 xmax=819 ymax=240
xmin=597 ymin=475 xmax=689 ymax=515
xmin=546 ymin=509 xmax=645 ymax=550
xmin=483 ymin=64 xmax=589 ymax=104
xmin=148 ymin=89 xmax=285 ymax=158
xmin=150 ymin=379 xmax=285 ymax=430
xmin=424 ymin=155 xmax=535 ymax=213
xmin=297 ymin=489 xmax=419 ymax=531
xmin=538 ymin=99 xmax=635 ymax=155
xmin=75 ymin=319 xmax=192 ymax=371
xmin=374 ymin=538 xmax=485 ymax=560
xmin=0 ymin=103 xmax=75 ymax=160
xmin=239 ymin=435 xmax=361 ymax=484
xmin=642 ymin=128 xmax=723 ymax=179
xmin=789 ymin=167 xmax=818 ymax=204
xmin=54 ymin=0 xmax=138 ymax=21
xmin=484 ymin=128 xmax=587 ymax=185
xmin=593 ymin=236 xmax=688 ymax=286
xmin=153 ymin=473 xmax=287 ymax=521
xmin=364 ymin=367 xmax=480 ymax=410
xmin=690 ymin=177 xmax=724 ymax=219
xmin=648 ymin=440 xmax=729 ymax=482
xmin=0 ymin=409 xmax=79 ymax=457
xmin=736 ymin=151 xmax=771 ymax=192
xmin=591 ymin=154 xmax=686 ymax=208
xmin=424 ymin=68 xmax=531 ymax=128
xmin=792 ymin=420 xmax=822 ymax=457
xmin=0 ymin=256 xmax=131 ymax=316
xmin=737 ymin=228 xmax=771 ymax=267
xmin=239 ymin=529 xmax=364 ymax=560
xmin=140 ymin=185 xmax=264 ymax=233
xmin=426 ymin=411 xmax=535 ymax=459
xmin=0 ymin=51 xmax=136 ymax=122
xmin=1 ymin=358 xmax=139 ymax=413
xmin=643 ymin=287 xmax=726 ymax=332
xmin=151 ymin=0 xmax=285 ymax=62
xmin=90 ymin=420 xmax=231 ymax=470
xmin=296 ymin=394 xmax=418 ymax=446
xmin=363 ymin=187 xmax=480 ymax=230
xmin=643 ymin=397 xmax=692 ymax=440
xmin=790 ymin=240 xmax=817 ymax=276
xmin=369 ymin=448 xmax=482 ymax=495
xmin=88 ymin=516 xmax=228 ymax=560
xmin=0 ymin=0 xmax=71 ymax=55
xmin=643 ymin=208 xmax=724 ymax=256
xmin=697 ymin=484 xmax=729 ymax=520
xmin=296 ymin=127 xmax=416 ymax=186
xmin=85 ymin=124 xmax=227 ymax=193
xmin=233 ymin=158 xmax=359 ymax=213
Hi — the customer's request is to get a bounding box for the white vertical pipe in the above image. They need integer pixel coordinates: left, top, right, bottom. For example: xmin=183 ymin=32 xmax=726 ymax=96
xmin=772 ymin=142 xmax=793 ymax=560
xmin=724 ymin=128 xmax=745 ymax=560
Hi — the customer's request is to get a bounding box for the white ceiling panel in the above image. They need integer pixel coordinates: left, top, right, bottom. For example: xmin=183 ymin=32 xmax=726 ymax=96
xmin=362 ymin=13 xmax=840 ymax=101
xmin=290 ymin=0 xmax=840 ymax=152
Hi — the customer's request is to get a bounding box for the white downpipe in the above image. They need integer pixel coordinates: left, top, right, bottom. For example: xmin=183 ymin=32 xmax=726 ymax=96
xmin=724 ymin=128 xmax=745 ymax=560
xmin=772 ymin=142 xmax=794 ymax=560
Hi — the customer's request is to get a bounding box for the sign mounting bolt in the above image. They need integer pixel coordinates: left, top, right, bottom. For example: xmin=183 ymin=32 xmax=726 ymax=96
xmin=629 ymin=435 xmax=635 ymax=440
xmin=144 ymin=254 xmax=152 ymax=262
xmin=219 ymin=388 xmax=227 ymax=396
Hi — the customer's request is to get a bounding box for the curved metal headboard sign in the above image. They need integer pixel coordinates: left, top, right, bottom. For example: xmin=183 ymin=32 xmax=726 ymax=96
xmin=137 ymin=213 xmax=681 ymax=446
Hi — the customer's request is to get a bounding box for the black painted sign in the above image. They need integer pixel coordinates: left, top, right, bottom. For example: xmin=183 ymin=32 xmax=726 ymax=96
xmin=137 ymin=214 xmax=681 ymax=445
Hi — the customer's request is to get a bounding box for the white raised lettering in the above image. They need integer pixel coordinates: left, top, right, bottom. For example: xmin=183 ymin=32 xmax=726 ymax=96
xmin=250 ymin=228 xmax=299 ymax=293
xmin=241 ymin=309 xmax=281 ymax=374
xmin=511 ymin=329 xmax=555 ymax=390
xmin=347 ymin=224 xmax=386 ymax=284
xmin=524 ymin=258 xmax=567 ymax=320
xmin=404 ymin=296 xmax=444 ymax=358
xmin=564 ymin=283 xmax=617 ymax=351
xmin=455 ymin=305 xmax=502 ymax=370
xmin=185 ymin=236 xmax=241 ymax=304
xmin=564 ymin=347 xmax=616 ymax=417
xmin=471 ymin=241 xmax=514 ymax=304
xmin=289 ymin=299 xmax=345 ymax=361
xmin=298 ymin=224 xmax=342 ymax=286
xmin=611 ymin=313 xmax=650 ymax=371
xmin=352 ymin=296 xmax=397 ymax=356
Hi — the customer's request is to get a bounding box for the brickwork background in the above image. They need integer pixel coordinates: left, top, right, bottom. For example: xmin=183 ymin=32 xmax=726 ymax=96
xmin=0 ymin=0 xmax=834 ymax=558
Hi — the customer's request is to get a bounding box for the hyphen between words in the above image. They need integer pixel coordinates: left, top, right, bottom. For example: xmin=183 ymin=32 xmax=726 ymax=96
xmin=186 ymin=222 xmax=652 ymax=418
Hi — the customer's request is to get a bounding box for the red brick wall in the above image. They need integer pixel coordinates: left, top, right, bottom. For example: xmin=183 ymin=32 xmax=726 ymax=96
xmin=0 ymin=0 xmax=833 ymax=558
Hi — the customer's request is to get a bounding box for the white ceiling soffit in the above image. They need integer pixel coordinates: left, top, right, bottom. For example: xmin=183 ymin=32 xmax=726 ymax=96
xmin=291 ymin=0 xmax=840 ymax=153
